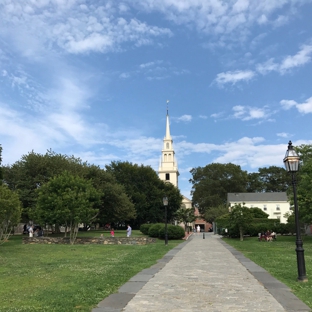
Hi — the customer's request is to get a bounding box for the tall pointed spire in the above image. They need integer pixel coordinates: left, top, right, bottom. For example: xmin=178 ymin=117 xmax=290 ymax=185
xmin=165 ymin=100 xmax=171 ymax=139
xmin=158 ymin=100 xmax=179 ymax=188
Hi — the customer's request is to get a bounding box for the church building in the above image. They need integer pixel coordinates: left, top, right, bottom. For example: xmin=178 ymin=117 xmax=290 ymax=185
xmin=158 ymin=108 xmax=211 ymax=232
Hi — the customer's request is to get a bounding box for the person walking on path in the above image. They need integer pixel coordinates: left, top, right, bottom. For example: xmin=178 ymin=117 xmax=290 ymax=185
xmin=126 ymin=225 xmax=132 ymax=237
xmin=28 ymin=225 xmax=34 ymax=238
xmin=110 ymin=228 xmax=115 ymax=237
xmin=196 ymin=225 xmax=200 ymax=234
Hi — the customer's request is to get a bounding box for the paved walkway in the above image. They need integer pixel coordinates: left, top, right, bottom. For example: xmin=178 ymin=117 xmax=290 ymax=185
xmin=93 ymin=233 xmax=311 ymax=312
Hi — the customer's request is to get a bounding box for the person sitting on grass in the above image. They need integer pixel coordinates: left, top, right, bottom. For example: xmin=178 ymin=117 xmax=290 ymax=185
xmin=110 ymin=228 xmax=115 ymax=237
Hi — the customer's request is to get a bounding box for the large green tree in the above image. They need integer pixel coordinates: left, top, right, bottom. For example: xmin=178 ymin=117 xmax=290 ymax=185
xmin=0 ymin=144 xmax=3 ymax=183
xmin=229 ymin=204 xmax=253 ymax=241
xmin=35 ymin=171 xmax=100 ymax=244
xmin=288 ymin=144 xmax=312 ymax=226
xmin=2 ymin=150 xmax=86 ymax=220
xmin=246 ymin=166 xmax=290 ymax=193
xmin=2 ymin=150 xmax=135 ymax=225
xmin=203 ymin=204 xmax=229 ymax=224
xmin=106 ymin=161 xmax=183 ymax=227
xmin=175 ymin=206 xmax=196 ymax=231
xmin=83 ymin=165 xmax=136 ymax=223
xmin=0 ymin=185 xmax=22 ymax=244
xmin=190 ymin=163 xmax=248 ymax=215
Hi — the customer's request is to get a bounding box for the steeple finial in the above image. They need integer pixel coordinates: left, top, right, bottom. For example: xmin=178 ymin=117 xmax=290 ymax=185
xmin=165 ymin=100 xmax=171 ymax=139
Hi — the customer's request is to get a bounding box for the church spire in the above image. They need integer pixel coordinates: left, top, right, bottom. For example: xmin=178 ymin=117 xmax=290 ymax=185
xmin=158 ymin=100 xmax=179 ymax=188
xmin=165 ymin=100 xmax=171 ymax=139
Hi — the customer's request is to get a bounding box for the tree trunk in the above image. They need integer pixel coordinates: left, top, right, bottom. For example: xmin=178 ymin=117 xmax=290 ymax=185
xmin=239 ymin=226 xmax=243 ymax=241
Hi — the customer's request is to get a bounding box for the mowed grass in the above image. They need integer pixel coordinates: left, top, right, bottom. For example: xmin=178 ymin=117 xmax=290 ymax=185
xmin=223 ymin=235 xmax=312 ymax=308
xmin=0 ymin=230 xmax=182 ymax=312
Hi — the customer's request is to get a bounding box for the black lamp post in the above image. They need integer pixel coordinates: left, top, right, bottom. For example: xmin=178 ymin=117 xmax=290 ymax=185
xmin=163 ymin=196 xmax=168 ymax=246
xmin=283 ymin=141 xmax=308 ymax=282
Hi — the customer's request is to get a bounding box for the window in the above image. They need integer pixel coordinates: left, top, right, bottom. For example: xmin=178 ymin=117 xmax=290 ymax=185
xmin=166 ymin=143 xmax=169 ymax=149
xmin=168 ymin=153 xmax=171 ymax=160
xmin=276 ymin=205 xmax=280 ymax=211
xmin=165 ymin=173 xmax=170 ymax=180
xmin=263 ymin=205 xmax=267 ymax=211
xmin=164 ymin=154 xmax=167 ymax=161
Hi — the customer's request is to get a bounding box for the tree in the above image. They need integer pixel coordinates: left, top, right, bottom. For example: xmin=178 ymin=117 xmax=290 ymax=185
xmin=0 ymin=144 xmax=3 ymax=183
xmin=0 ymin=185 xmax=22 ymax=244
xmin=288 ymin=144 xmax=312 ymax=226
xmin=175 ymin=206 xmax=196 ymax=231
xmin=2 ymin=150 xmax=135 ymax=226
xmin=83 ymin=165 xmax=136 ymax=223
xmin=203 ymin=204 xmax=229 ymax=224
xmin=229 ymin=204 xmax=253 ymax=241
xmin=106 ymin=161 xmax=182 ymax=227
xmin=249 ymin=207 xmax=269 ymax=219
xmin=295 ymin=159 xmax=312 ymax=226
xmin=35 ymin=171 xmax=100 ymax=244
xmin=2 ymin=150 xmax=87 ymax=220
xmin=190 ymin=163 xmax=248 ymax=215
xmin=246 ymin=166 xmax=290 ymax=193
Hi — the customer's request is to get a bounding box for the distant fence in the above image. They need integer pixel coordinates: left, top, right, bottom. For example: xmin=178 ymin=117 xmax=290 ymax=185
xmin=22 ymin=236 xmax=156 ymax=245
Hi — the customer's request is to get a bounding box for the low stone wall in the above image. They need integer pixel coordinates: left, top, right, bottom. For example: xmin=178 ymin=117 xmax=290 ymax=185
xmin=22 ymin=236 xmax=156 ymax=245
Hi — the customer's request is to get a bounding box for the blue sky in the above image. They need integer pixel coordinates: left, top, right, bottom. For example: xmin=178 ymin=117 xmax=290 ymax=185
xmin=1 ymin=0 xmax=312 ymax=198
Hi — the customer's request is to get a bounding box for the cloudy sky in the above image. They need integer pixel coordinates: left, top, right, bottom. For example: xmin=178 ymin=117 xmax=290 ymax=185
xmin=1 ymin=0 xmax=312 ymax=198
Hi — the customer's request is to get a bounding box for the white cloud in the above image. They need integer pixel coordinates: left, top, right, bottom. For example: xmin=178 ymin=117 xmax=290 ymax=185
xmin=0 ymin=1 xmax=173 ymax=56
xmin=120 ymin=72 xmax=130 ymax=79
xmin=232 ymin=105 xmax=271 ymax=121
xmin=214 ymin=70 xmax=255 ymax=86
xmin=128 ymin=0 xmax=308 ymax=45
xmin=174 ymin=115 xmax=192 ymax=122
xmin=280 ymin=97 xmax=312 ymax=114
xmin=277 ymin=132 xmax=291 ymax=138
xmin=257 ymin=44 xmax=312 ymax=75
xmin=199 ymin=115 xmax=207 ymax=119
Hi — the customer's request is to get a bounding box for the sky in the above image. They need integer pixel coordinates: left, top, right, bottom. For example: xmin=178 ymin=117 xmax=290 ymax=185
xmin=1 ymin=0 xmax=312 ymax=199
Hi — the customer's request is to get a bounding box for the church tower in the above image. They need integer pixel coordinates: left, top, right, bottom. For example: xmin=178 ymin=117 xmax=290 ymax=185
xmin=158 ymin=107 xmax=179 ymax=187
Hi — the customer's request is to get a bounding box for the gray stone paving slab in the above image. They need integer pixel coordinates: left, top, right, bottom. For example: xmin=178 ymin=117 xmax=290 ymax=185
xmin=129 ymin=274 xmax=154 ymax=282
xmin=96 ymin=293 xmax=135 ymax=309
xmin=138 ymin=268 xmax=160 ymax=275
xmin=150 ymin=262 xmax=166 ymax=269
xmin=118 ymin=282 xmax=146 ymax=294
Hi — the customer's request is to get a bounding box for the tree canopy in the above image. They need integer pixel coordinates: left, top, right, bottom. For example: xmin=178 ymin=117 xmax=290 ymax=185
xmin=2 ymin=150 xmax=135 ymax=225
xmin=106 ymin=161 xmax=183 ymax=227
xmin=35 ymin=171 xmax=100 ymax=244
xmin=190 ymin=163 xmax=248 ymax=215
xmin=0 ymin=184 xmax=22 ymax=244
xmin=293 ymin=144 xmax=312 ymax=226
xmin=246 ymin=166 xmax=290 ymax=193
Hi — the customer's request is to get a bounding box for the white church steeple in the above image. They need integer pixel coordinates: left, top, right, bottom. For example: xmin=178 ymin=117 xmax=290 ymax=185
xmin=158 ymin=103 xmax=179 ymax=187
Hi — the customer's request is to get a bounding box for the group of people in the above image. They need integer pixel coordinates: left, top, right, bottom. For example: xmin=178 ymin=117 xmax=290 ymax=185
xmin=100 ymin=225 xmax=132 ymax=238
xmin=24 ymin=224 xmax=44 ymax=237
xmin=258 ymin=230 xmax=276 ymax=242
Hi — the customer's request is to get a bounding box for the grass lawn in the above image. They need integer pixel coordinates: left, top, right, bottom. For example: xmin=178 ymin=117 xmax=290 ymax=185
xmin=223 ymin=235 xmax=312 ymax=308
xmin=0 ymin=230 xmax=182 ymax=312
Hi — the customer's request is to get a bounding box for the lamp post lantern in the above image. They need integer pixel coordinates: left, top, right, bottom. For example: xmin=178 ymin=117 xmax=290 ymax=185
xmin=283 ymin=141 xmax=308 ymax=282
xmin=163 ymin=196 xmax=168 ymax=246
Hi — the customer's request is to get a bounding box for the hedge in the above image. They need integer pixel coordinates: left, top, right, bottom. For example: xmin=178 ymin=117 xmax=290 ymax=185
xmin=158 ymin=224 xmax=185 ymax=240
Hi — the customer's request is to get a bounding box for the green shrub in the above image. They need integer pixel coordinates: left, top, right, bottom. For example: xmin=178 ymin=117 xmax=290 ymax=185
xmin=148 ymin=223 xmax=165 ymax=237
xmin=140 ymin=224 xmax=151 ymax=235
xmin=158 ymin=224 xmax=185 ymax=240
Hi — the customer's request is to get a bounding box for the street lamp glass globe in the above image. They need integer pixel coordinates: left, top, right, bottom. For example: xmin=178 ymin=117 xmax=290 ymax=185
xmin=283 ymin=141 xmax=300 ymax=172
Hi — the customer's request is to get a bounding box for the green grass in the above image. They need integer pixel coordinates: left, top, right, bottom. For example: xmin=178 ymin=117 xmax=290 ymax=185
xmin=223 ymin=235 xmax=312 ymax=308
xmin=0 ymin=230 xmax=182 ymax=312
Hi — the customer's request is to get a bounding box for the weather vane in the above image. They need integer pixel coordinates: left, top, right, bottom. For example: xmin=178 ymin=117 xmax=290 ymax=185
xmin=166 ymin=100 xmax=169 ymax=114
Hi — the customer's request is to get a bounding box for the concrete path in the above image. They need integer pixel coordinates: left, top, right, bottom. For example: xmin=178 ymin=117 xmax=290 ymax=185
xmin=93 ymin=233 xmax=311 ymax=312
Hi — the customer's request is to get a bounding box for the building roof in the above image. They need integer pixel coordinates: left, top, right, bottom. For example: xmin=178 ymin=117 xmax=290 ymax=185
xmin=227 ymin=192 xmax=288 ymax=202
